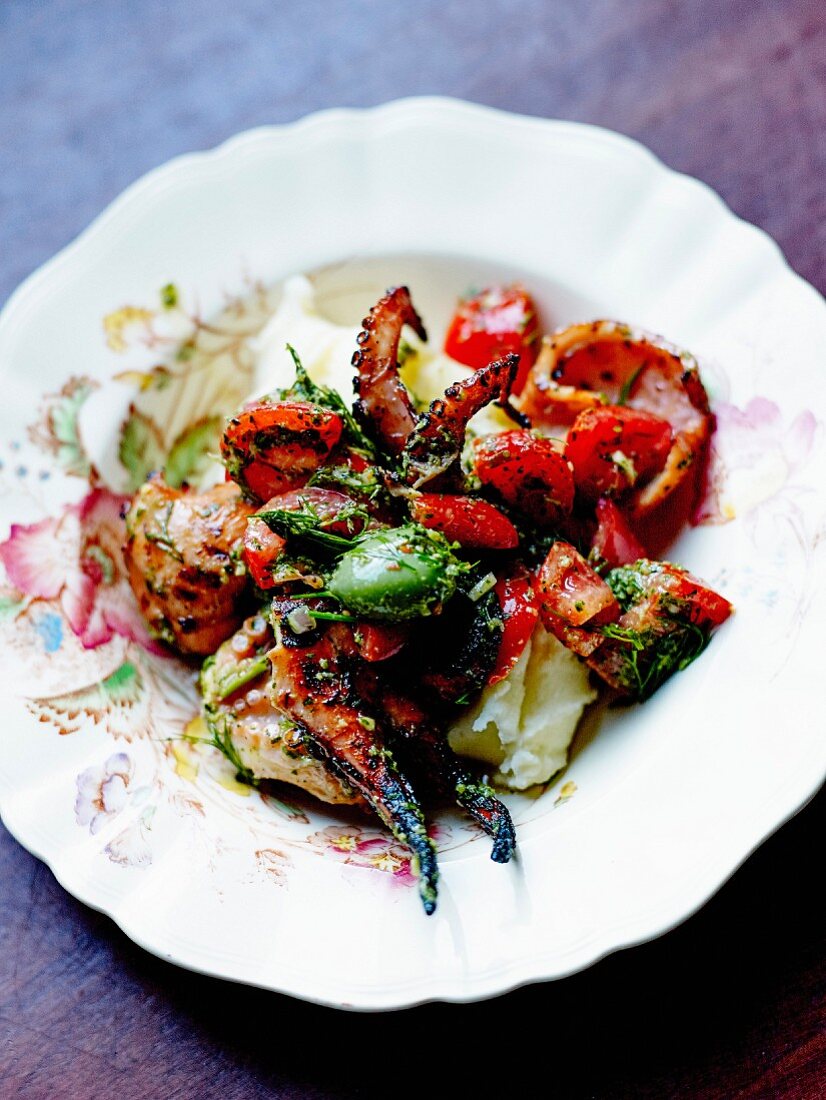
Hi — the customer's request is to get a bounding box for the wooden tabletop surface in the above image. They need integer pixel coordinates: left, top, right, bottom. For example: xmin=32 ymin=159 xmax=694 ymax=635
xmin=1 ymin=1 xmax=824 ymax=1096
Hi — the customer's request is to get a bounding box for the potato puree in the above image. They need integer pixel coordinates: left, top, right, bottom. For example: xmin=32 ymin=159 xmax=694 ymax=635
xmin=251 ymin=275 xmax=595 ymax=789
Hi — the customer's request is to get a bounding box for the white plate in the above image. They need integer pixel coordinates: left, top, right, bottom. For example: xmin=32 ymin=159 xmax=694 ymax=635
xmin=0 ymin=98 xmax=824 ymax=1010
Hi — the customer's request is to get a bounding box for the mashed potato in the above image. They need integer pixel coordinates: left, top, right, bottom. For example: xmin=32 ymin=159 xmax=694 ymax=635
xmin=448 ymin=627 xmax=596 ymax=789
xmin=251 ymin=275 xmax=595 ymax=790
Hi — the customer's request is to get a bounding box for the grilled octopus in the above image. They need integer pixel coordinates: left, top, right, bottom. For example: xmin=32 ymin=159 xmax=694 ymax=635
xmin=401 ymin=354 xmax=520 ymax=488
xmin=268 ymin=597 xmax=515 ymax=912
xmin=353 ymin=286 xmax=427 ymax=455
xmin=268 ymin=600 xmax=441 ymax=913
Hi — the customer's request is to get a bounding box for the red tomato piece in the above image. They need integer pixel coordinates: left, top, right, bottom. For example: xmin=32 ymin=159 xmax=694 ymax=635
xmin=444 ymin=284 xmax=539 ymax=394
xmin=355 ymin=622 xmax=410 ymax=662
xmin=643 ymin=563 xmax=733 ymax=627
xmin=243 ymin=517 xmax=286 ymax=589
xmin=409 ymin=493 xmax=519 ymax=550
xmin=591 ymin=498 xmax=647 ymax=569
xmin=341 ymin=449 xmax=369 ymax=474
xmin=263 ymin=487 xmax=369 ymax=538
xmin=221 ymin=401 xmax=343 ymax=501
xmin=537 ymin=541 xmax=620 ymax=656
xmin=488 ymin=571 xmax=540 ymax=685
xmin=473 ymin=430 xmax=574 ymax=527
xmin=565 ymin=405 xmax=672 ymax=500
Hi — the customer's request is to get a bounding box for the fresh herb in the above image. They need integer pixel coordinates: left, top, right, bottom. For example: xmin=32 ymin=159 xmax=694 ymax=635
xmin=605 ymin=559 xmax=663 ymax=611
xmin=144 ymin=501 xmax=183 ymax=562
xmin=308 ymin=462 xmax=386 ymax=505
xmin=255 ymin=501 xmax=367 ymax=551
xmin=600 ymin=609 xmax=710 ymax=700
xmin=204 ymin=709 xmax=259 ymax=787
xmin=279 ymin=345 xmax=378 ymax=458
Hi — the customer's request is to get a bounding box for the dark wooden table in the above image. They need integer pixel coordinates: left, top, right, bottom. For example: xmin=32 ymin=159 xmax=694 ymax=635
xmin=2 ymin=1 xmax=824 ymax=1096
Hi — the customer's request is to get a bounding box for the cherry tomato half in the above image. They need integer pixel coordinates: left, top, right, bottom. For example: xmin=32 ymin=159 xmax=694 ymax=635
xmin=537 ymin=541 xmax=620 ymax=656
xmin=640 ymin=562 xmax=733 ymax=628
xmin=409 ymin=493 xmax=519 ymax=550
xmin=221 ymin=401 xmax=343 ymax=501
xmin=565 ymin=405 xmax=672 ymax=500
xmin=444 ymin=284 xmax=539 ymax=394
xmin=585 ymin=560 xmax=733 ymax=697
xmin=473 ymin=430 xmax=574 ymax=528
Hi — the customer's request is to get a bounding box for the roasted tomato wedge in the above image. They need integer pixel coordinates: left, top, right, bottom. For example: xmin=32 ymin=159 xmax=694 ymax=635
xmin=644 ymin=562 xmax=733 ymax=627
xmin=243 ymin=517 xmax=287 ymax=590
xmin=409 ymin=493 xmax=519 ymax=550
xmin=355 ymin=622 xmax=411 ymax=662
xmin=488 ymin=570 xmax=539 ymax=685
xmin=444 ymin=284 xmax=539 ymax=394
xmin=537 ymin=541 xmax=620 ymax=656
xmin=473 ymin=430 xmax=574 ymax=528
xmin=221 ymin=401 xmax=344 ymax=501
xmin=517 ymin=321 xmax=711 ymax=514
xmin=590 ymin=498 xmax=646 ymax=570
xmin=566 ymin=405 xmax=672 ymax=500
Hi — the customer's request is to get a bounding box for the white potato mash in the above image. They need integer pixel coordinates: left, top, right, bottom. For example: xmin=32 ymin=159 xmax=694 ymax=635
xmin=448 ymin=627 xmax=596 ymax=789
xmin=251 ymin=275 xmax=595 ymax=790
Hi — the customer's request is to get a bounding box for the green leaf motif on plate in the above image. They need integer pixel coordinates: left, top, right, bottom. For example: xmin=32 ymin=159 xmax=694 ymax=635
xmin=118 ymin=406 xmax=166 ymax=491
xmin=164 ymin=416 xmax=222 ymax=488
xmin=27 ymin=376 xmax=98 ymax=478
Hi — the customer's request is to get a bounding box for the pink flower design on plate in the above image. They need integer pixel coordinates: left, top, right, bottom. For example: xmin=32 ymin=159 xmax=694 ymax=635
xmin=697 ymin=398 xmax=819 ymax=524
xmin=75 ymin=751 xmax=133 ymax=834
xmin=306 ymin=822 xmax=450 ymax=888
xmin=0 ymin=489 xmax=157 ymax=651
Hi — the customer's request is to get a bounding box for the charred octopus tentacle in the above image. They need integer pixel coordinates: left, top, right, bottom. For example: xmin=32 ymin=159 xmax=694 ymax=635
xmin=401 ymin=353 xmax=520 ymax=488
xmin=352 ymin=286 xmax=427 ymax=455
xmin=268 ymin=602 xmax=440 ymax=914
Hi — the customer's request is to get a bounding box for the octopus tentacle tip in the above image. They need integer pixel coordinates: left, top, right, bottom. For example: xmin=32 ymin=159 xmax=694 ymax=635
xmin=490 ymin=822 xmax=516 ymax=864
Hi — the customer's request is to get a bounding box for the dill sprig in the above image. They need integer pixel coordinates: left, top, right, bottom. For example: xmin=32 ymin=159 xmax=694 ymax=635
xmin=254 ymin=500 xmax=368 ymax=551
xmin=601 ymin=614 xmax=710 ymax=700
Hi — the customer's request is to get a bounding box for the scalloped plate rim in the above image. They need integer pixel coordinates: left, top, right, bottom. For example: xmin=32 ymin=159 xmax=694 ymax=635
xmin=1 ymin=97 xmax=825 ymax=1011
